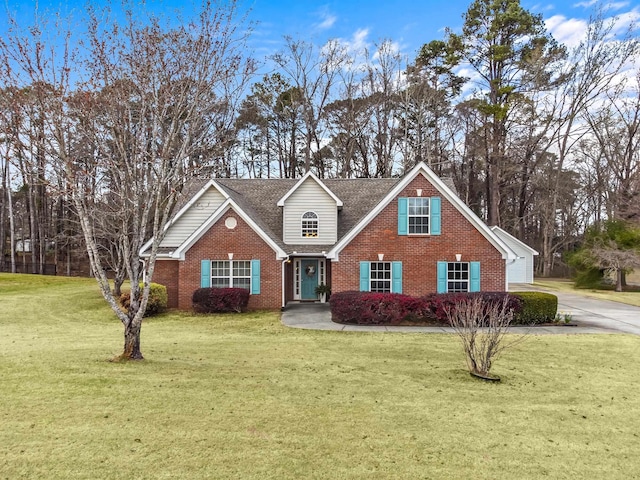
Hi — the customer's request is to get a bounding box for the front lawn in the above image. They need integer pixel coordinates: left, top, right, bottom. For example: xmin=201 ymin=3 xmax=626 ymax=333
xmin=1 ymin=273 xmax=639 ymax=479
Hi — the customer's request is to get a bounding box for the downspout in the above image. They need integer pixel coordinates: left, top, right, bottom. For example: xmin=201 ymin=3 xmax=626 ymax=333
xmin=281 ymin=256 xmax=290 ymax=310
xmin=505 ymin=257 xmax=518 ymax=291
xmin=140 ymin=258 xmax=147 ymax=285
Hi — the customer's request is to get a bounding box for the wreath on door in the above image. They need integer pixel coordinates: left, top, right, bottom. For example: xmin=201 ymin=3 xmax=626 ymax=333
xmin=305 ymin=265 xmax=316 ymax=277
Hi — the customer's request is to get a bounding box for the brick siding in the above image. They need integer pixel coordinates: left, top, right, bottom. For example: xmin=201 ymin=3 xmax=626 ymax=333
xmin=154 ymin=211 xmax=283 ymax=311
xmin=331 ymin=174 xmax=506 ymax=295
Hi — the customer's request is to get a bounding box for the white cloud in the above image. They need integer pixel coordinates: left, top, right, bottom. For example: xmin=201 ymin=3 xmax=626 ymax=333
xmin=546 ymin=14 xmax=589 ymax=47
xmin=573 ymin=0 xmax=598 ymax=8
xmin=317 ymin=12 xmax=337 ymax=30
xmin=332 ymin=28 xmax=371 ymax=57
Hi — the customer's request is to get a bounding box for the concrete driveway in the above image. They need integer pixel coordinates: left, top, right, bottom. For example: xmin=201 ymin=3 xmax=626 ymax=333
xmin=511 ymin=284 xmax=640 ymax=335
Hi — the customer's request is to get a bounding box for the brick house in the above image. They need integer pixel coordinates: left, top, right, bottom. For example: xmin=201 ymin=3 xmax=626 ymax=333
xmin=141 ymin=162 xmax=519 ymax=310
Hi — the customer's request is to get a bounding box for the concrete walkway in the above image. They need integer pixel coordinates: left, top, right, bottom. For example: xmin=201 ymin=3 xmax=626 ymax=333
xmin=281 ymin=291 xmax=639 ymax=334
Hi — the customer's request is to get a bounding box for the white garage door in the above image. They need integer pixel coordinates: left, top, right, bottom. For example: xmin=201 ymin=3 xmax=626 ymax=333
xmin=507 ymin=257 xmax=527 ymax=284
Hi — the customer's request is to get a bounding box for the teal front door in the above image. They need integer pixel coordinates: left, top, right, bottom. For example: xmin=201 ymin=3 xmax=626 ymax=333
xmin=301 ymin=259 xmax=319 ymax=300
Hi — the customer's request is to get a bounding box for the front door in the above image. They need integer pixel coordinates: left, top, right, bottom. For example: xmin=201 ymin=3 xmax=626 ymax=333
xmin=300 ymin=259 xmax=318 ymax=300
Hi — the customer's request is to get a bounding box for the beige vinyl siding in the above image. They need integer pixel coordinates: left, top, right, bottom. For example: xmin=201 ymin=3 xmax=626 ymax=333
xmin=160 ymin=187 xmax=225 ymax=247
xmin=283 ymin=178 xmax=338 ymax=245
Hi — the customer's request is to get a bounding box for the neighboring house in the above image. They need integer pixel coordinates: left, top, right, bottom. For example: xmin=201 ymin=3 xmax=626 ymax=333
xmin=491 ymin=226 xmax=539 ymax=285
xmin=140 ymin=162 xmax=520 ymax=310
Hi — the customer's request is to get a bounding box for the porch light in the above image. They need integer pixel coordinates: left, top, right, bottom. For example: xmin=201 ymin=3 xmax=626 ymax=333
xmin=455 ymin=253 xmax=462 ymax=261
xmin=228 ymin=253 xmax=234 ymax=260
xmin=378 ymin=253 xmax=384 ymax=261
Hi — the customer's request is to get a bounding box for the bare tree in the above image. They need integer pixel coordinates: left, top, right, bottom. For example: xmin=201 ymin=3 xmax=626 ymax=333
xmin=0 ymin=1 xmax=254 ymax=359
xmin=271 ymin=37 xmax=349 ymax=176
xmin=446 ymin=296 xmax=523 ymax=379
xmin=537 ymin=11 xmax=639 ymax=275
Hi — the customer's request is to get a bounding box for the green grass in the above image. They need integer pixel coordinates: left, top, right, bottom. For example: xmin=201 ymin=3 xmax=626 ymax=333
xmin=1 ymin=273 xmax=640 ymax=479
xmin=534 ymin=278 xmax=640 ymax=307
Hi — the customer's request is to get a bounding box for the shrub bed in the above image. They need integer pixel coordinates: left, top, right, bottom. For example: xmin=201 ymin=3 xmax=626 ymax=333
xmin=192 ymin=287 xmax=250 ymax=313
xmin=422 ymin=292 xmax=522 ymax=324
xmin=511 ymin=292 xmax=558 ymax=324
xmin=119 ymin=283 xmax=168 ymax=317
xmin=331 ymin=291 xmax=525 ymax=326
xmin=329 ymin=291 xmax=433 ymax=325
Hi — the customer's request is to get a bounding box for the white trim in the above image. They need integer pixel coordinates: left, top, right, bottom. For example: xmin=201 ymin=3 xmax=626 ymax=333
xmin=301 ymin=211 xmax=319 ymax=238
xmin=490 ymin=226 xmax=539 ymax=255
xmin=139 ymin=180 xmax=230 ymax=256
xmin=210 ymin=259 xmax=252 ymax=290
xmin=293 ymin=257 xmax=322 ymax=301
xmin=408 ymin=197 xmax=430 ymax=235
xmin=327 ymin=162 xmax=518 ymax=261
xmin=276 ymin=171 xmax=343 ymax=207
xmin=171 ymin=197 xmax=287 ymax=260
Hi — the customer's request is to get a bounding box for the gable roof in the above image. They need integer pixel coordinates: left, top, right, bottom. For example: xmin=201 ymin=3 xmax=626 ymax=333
xmin=327 ymin=162 xmax=517 ymax=260
xmin=142 ymin=162 xmax=513 ymax=260
xmin=491 ymin=226 xmax=539 ymax=256
xmin=276 ymin=171 xmax=343 ymax=207
xmin=173 ymin=199 xmax=287 ymax=260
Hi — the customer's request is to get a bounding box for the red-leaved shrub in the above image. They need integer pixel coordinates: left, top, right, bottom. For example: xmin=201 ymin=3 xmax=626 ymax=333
xmin=192 ymin=287 xmax=250 ymax=313
xmin=423 ymin=292 xmax=522 ymax=323
xmin=329 ymin=291 xmax=433 ymax=325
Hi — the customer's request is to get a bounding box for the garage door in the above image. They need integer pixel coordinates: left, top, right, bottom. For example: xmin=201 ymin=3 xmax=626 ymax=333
xmin=507 ymin=257 xmax=527 ymax=283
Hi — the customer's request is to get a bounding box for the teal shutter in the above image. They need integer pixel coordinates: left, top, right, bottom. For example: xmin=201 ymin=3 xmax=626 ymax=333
xmin=359 ymin=261 xmax=370 ymax=291
xmin=201 ymin=260 xmax=211 ymax=288
xmin=430 ymin=197 xmax=441 ymax=235
xmin=251 ymin=259 xmax=261 ymax=294
xmin=437 ymin=261 xmax=447 ymax=293
xmin=391 ymin=261 xmax=402 ymax=293
xmin=398 ymin=197 xmax=408 ymax=235
xmin=470 ymin=262 xmax=480 ymax=292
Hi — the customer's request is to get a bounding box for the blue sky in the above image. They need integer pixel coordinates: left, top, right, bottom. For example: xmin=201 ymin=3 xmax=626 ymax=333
xmin=245 ymin=0 xmax=640 ymax=59
xmin=2 ymin=0 xmax=639 ymax=64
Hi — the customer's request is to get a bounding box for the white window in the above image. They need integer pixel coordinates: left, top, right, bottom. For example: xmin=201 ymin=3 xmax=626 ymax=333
xmin=408 ymin=197 xmax=430 ymax=234
xmin=370 ymin=262 xmax=391 ymax=293
xmin=447 ymin=262 xmax=469 ymax=293
xmin=302 ymin=211 xmax=319 ymax=237
xmin=211 ymin=260 xmax=251 ymax=290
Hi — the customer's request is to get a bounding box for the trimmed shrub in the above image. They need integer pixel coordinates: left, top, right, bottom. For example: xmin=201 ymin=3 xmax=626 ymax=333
xmin=511 ymin=292 xmax=558 ymax=324
xmin=329 ymin=291 xmax=433 ymax=325
xmin=119 ymin=283 xmax=168 ymax=317
xmin=423 ymin=292 xmax=522 ymax=324
xmin=192 ymin=287 xmax=250 ymax=313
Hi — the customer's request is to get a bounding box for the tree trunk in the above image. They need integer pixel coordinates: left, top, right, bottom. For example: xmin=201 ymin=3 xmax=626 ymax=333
xmin=616 ymin=269 xmax=623 ymax=292
xmin=122 ymin=322 xmax=144 ymax=360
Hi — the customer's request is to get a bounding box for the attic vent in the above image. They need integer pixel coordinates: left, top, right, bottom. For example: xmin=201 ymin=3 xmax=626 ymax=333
xmin=225 ymin=217 xmax=237 ymax=230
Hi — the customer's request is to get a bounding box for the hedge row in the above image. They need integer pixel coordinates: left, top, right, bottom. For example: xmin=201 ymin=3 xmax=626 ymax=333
xmin=328 ymin=291 xmax=432 ymax=325
xmin=330 ymin=291 xmax=558 ymax=326
xmin=192 ymin=287 xmax=250 ymax=313
xmin=510 ymin=291 xmax=558 ymax=324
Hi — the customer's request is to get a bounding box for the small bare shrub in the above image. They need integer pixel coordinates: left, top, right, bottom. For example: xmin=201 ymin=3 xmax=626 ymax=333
xmin=445 ymin=296 xmax=524 ymax=378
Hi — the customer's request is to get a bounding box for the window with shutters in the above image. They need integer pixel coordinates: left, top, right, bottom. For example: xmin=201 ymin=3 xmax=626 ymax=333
xmin=211 ymin=260 xmax=251 ymax=290
xmin=370 ymin=262 xmax=392 ymax=293
xmin=408 ymin=197 xmax=430 ymax=234
xmin=447 ymin=262 xmax=469 ymax=293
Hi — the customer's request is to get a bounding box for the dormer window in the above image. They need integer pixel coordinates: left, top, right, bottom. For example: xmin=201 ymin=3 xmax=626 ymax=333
xmin=302 ymin=211 xmax=319 ymax=237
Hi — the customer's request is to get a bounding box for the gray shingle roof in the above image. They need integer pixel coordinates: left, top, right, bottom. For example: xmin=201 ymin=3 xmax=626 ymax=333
xmin=164 ymin=172 xmax=455 ymax=256
xmin=214 ymin=177 xmax=399 ymax=253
